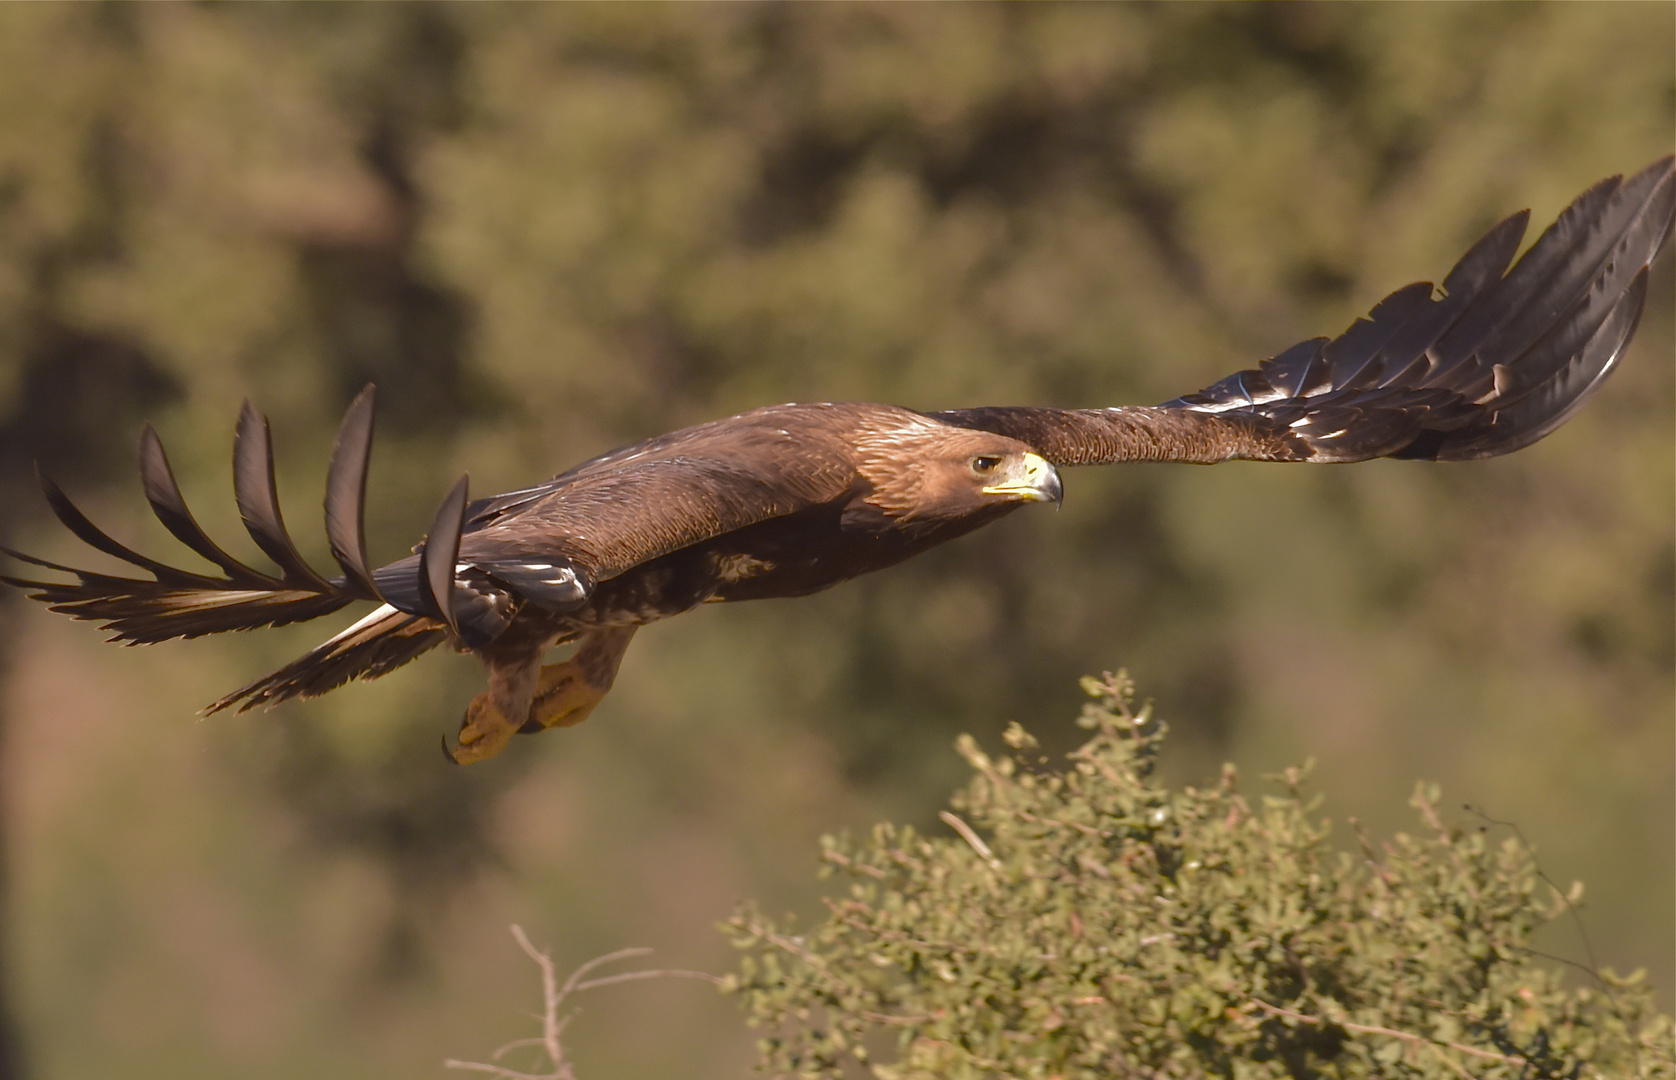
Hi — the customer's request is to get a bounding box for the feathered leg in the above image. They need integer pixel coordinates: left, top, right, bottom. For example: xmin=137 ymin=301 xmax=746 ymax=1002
xmin=449 ymin=652 xmax=544 ymax=766
xmin=522 ymin=626 xmax=638 ymax=733
xmin=446 ymin=626 xmax=636 ymax=765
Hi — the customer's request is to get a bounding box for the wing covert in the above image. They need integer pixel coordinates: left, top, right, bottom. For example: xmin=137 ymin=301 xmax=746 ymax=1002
xmin=926 ymin=404 xmax=1304 ymax=465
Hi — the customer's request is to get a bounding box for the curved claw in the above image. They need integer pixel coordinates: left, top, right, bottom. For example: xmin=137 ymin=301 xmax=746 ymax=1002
xmin=446 ymin=691 xmax=518 ymax=765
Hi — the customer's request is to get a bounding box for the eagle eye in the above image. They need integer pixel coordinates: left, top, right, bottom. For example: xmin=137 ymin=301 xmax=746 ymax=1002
xmin=971 ymin=455 xmax=1003 ymax=475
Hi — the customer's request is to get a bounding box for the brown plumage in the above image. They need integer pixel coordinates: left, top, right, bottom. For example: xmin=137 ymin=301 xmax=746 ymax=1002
xmin=5 ymin=158 xmax=1672 ymax=762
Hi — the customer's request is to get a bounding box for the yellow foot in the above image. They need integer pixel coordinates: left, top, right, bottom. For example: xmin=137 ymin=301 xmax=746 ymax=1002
xmin=444 ymin=692 xmax=519 ymax=765
xmin=517 ymin=660 xmax=609 ymax=735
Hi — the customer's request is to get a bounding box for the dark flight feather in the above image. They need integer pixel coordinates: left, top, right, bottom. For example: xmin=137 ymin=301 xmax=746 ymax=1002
xmin=4 ymin=158 xmax=1670 ymax=746
xmin=138 ymin=425 xmax=276 ymax=588
xmin=323 ymin=385 xmax=385 ymax=602
xmin=233 ymin=403 xmax=335 ymax=591
xmin=207 ymin=605 xmax=446 ymax=713
xmin=36 ymin=467 xmax=222 ymax=589
xmin=419 ymin=474 xmax=470 ymax=633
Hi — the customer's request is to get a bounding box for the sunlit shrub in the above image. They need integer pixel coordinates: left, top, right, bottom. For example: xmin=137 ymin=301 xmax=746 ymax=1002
xmin=727 ymin=674 xmax=1672 ymax=1079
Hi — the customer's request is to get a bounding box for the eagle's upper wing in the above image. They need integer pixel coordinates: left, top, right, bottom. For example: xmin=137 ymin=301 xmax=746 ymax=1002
xmin=933 ymin=156 xmax=1674 ymax=466
xmin=370 ymin=405 xmax=867 ymax=633
xmin=465 ymin=425 xmax=856 ymax=585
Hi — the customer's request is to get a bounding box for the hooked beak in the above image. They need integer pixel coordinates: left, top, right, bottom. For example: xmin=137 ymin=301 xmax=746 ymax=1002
xmin=982 ymin=451 xmax=1063 ymax=506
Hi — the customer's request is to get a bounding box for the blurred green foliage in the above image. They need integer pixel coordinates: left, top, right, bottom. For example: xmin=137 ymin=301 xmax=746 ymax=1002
xmin=729 ymin=674 xmax=1673 ymax=1080
xmin=0 ymin=4 xmax=1667 ymax=1078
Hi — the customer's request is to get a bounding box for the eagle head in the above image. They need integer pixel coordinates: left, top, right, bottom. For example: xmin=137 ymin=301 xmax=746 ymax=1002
xmin=974 ymin=449 xmax=1063 ymax=506
xmin=855 ymin=421 xmax=1063 ymax=525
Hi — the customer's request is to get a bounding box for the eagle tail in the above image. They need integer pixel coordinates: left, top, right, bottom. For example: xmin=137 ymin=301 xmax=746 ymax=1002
xmin=1166 ymin=155 xmax=1675 ymax=462
xmin=204 ymin=603 xmax=448 ymax=714
xmin=2 ymin=386 xmax=397 ymax=644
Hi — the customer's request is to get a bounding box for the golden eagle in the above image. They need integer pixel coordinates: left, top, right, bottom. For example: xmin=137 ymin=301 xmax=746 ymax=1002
xmin=5 ymin=158 xmax=1672 ymax=763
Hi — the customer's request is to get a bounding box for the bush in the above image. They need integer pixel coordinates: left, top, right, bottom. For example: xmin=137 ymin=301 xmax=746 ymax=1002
xmin=726 ymin=674 xmax=1673 ymax=1079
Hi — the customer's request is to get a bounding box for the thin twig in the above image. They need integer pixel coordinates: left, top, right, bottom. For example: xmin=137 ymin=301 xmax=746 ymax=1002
xmin=737 ymin=911 xmax=823 ymax=966
xmin=1248 ymin=998 xmax=1528 ymax=1077
xmin=574 ymin=968 xmax=723 ymax=992
xmin=1463 ymin=802 xmax=1602 ymax=978
xmin=859 ymin=1010 xmax=932 ymax=1027
xmin=1013 ymin=807 xmax=1104 ymax=838
xmin=821 ymin=848 xmax=888 ymax=879
xmin=1412 ymin=788 xmax=1479 ymax=904
xmin=939 ymin=810 xmax=1001 ymax=868
xmin=445 ymin=925 xmax=721 ymax=1080
xmin=515 ymin=925 xmax=567 ymax=1071
xmin=444 ymin=1062 xmax=567 ymax=1080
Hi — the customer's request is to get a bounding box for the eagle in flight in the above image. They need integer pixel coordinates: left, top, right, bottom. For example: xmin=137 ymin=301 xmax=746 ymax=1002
xmin=5 ymin=158 xmax=1673 ymax=764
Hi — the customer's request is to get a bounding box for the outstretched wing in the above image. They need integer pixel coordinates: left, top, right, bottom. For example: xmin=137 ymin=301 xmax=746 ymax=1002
xmin=933 ymin=156 xmax=1675 ymax=466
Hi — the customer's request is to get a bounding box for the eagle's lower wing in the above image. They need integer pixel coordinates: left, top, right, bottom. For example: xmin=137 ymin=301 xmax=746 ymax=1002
xmin=935 ymin=155 xmax=1674 ymax=466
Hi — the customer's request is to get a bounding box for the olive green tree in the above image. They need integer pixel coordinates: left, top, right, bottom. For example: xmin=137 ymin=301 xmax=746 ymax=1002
xmin=727 ymin=675 xmax=1671 ymax=1079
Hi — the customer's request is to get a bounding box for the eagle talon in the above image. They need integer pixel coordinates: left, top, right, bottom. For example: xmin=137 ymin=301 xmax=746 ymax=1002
xmin=447 ymin=692 xmax=518 ymax=765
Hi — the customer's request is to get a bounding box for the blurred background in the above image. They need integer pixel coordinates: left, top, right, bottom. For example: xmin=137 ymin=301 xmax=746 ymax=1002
xmin=0 ymin=4 xmax=1669 ymax=1078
